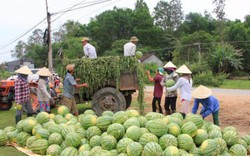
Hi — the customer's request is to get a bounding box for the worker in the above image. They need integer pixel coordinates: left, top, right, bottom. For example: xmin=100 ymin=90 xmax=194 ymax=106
xmin=166 ymin=65 xmax=192 ymax=118
xmin=146 ymin=68 xmax=164 ymax=113
xmin=36 ymin=67 xmax=55 ymax=113
xmin=14 ymin=66 xmax=34 ymax=123
xmin=63 ymin=64 xmax=88 ymax=116
xmin=81 ymin=37 xmax=97 ymax=58
xmin=124 ymin=36 xmax=139 ymax=56
xmin=192 ymin=85 xmax=220 ymax=126
xmin=160 ymin=61 xmax=179 ymax=115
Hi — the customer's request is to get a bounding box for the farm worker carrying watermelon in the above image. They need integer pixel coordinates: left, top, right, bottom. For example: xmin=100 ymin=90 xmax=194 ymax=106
xmin=62 ymin=64 xmax=89 ymax=116
xmin=160 ymin=61 xmax=179 ymax=115
xmin=146 ymin=68 xmax=164 ymax=114
xmin=124 ymin=36 xmax=139 ymax=56
xmin=36 ymin=67 xmax=54 ymax=113
xmin=192 ymin=85 xmax=220 ymax=126
xmin=81 ymin=37 xmax=97 ymax=59
xmin=14 ymin=66 xmax=34 ymax=123
xmin=166 ymin=65 xmax=193 ymax=118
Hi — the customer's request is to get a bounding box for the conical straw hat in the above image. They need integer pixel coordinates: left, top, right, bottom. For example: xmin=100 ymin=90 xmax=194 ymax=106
xmin=163 ymin=61 xmax=177 ymax=69
xmin=15 ymin=65 xmax=32 ymax=75
xmin=176 ymin=64 xmax=192 ymax=74
xmin=193 ymin=85 xmax=212 ymax=99
xmin=36 ymin=67 xmax=52 ymax=76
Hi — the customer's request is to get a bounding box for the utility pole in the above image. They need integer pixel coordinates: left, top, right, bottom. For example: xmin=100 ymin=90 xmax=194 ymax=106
xmin=194 ymin=42 xmax=201 ymax=64
xmin=45 ymin=0 xmax=53 ymax=75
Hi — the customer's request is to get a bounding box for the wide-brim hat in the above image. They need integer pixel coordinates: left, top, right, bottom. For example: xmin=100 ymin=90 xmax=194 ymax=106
xmin=15 ymin=65 xmax=33 ymax=75
xmin=176 ymin=65 xmax=192 ymax=74
xmin=81 ymin=37 xmax=89 ymax=42
xmin=193 ymin=85 xmax=212 ymax=99
xmin=130 ymin=36 xmax=139 ymax=42
xmin=36 ymin=67 xmax=52 ymax=77
xmin=163 ymin=61 xmax=177 ymax=69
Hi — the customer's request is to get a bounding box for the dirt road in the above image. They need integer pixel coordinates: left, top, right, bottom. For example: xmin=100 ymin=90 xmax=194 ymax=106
xmin=133 ymin=86 xmax=250 ymax=134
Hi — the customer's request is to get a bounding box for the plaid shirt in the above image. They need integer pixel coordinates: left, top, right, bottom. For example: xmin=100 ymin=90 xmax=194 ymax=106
xmin=15 ymin=78 xmax=30 ymax=103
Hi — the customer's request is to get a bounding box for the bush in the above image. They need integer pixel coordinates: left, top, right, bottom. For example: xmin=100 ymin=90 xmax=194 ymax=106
xmin=143 ymin=63 xmax=160 ymax=84
xmin=193 ymin=71 xmax=228 ymax=87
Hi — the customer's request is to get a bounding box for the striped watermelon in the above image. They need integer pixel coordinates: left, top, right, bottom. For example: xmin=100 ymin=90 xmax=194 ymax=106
xmin=80 ymin=114 xmax=97 ymax=129
xmin=140 ymin=127 xmax=149 ymax=134
xmin=184 ymin=114 xmax=204 ymax=128
xmin=79 ymin=151 xmax=91 ymax=156
xmin=229 ymin=144 xmax=247 ymax=156
xmin=65 ymin=132 xmax=82 ymax=148
xmin=16 ymin=131 xmax=31 ymax=147
xmin=200 ymin=139 xmax=218 ymax=155
xmin=36 ymin=112 xmax=50 ymax=124
xmin=48 ymin=132 xmax=63 ymax=145
xmin=101 ymin=135 xmax=117 ymax=150
xmin=126 ymin=109 xmax=140 ymax=117
xmin=46 ymin=144 xmax=62 ymax=156
xmin=35 ymin=128 xmax=50 ymax=139
xmin=194 ymin=129 xmax=208 ymax=146
xmin=6 ymin=130 xmax=18 ymax=143
xmin=241 ymin=134 xmax=250 ymax=145
xmin=123 ymin=117 xmax=140 ymax=129
xmin=145 ymin=119 xmax=168 ymax=137
xmin=47 ymin=124 xmax=62 ymax=134
xmin=3 ymin=126 xmax=16 ymax=134
xmin=89 ymin=135 xmax=101 ymax=147
xmin=0 ymin=130 xmax=8 ymax=146
xmin=86 ymin=126 xmax=102 ymax=140
xmin=214 ymin=137 xmax=228 ymax=154
xmin=57 ymin=105 xmax=70 ymax=116
xmin=79 ymin=144 xmax=91 ymax=152
xmin=208 ymin=129 xmax=222 ymax=139
xmin=116 ymin=138 xmax=133 ymax=153
xmin=138 ymin=116 xmax=147 ymax=127
xmin=90 ymin=146 xmax=102 ymax=155
xmin=139 ymin=133 xmax=158 ymax=146
xmin=113 ymin=111 xmax=129 ymax=124
xmin=145 ymin=112 xmax=165 ymax=121
xmin=181 ymin=121 xmax=197 ymax=137
xmin=54 ymin=115 xmax=67 ymax=124
xmin=142 ymin=142 xmax=163 ymax=156
xmin=126 ymin=142 xmax=143 ymax=156
xmin=163 ymin=146 xmax=179 ymax=156
xmin=170 ymin=117 xmax=183 ymax=127
xmin=222 ymin=130 xmax=239 ymax=146
xmin=126 ymin=126 xmax=142 ymax=141
xmin=107 ymin=123 xmax=125 ymax=140
xmin=159 ymin=134 xmax=178 ymax=149
xmin=167 ymin=122 xmax=181 ymax=137
xmin=177 ymin=134 xmax=194 ymax=151
xmin=102 ymin=110 xmax=114 ymax=117
xmin=222 ymin=126 xmax=238 ymax=134
xmin=171 ymin=112 xmax=184 ymax=121
xmin=60 ymin=146 xmax=78 ymax=156
xmin=61 ymin=125 xmax=75 ymax=139
xmin=30 ymin=139 xmax=49 ymax=155
xmin=65 ymin=113 xmax=75 ymax=121
xmin=84 ymin=109 xmax=96 ymax=115
xmin=26 ymin=136 xmax=37 ymax=149
xmin=96 ymin=115 xmax=113 ymax=131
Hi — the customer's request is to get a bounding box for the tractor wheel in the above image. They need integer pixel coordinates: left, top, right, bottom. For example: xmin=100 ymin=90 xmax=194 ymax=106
xmin=30 ymin=88 xmax=39 ymax=113
xmin=0 ymin=101 xmax=12 ymax=111
xmin=92 ymin=87 xmax=126 ymax=116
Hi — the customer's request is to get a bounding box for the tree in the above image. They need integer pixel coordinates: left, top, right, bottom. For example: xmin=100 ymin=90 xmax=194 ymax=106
xmin=154 ymin=0 xmax=183 ymax=32
xmin=213 ymin=0 xmax=226 ymax=41
xmin=210 ymin=43 xmax=243 ymax=73
xmin=27 ymin=29 xmax=44 ymax=45
xmin=11 ymin=40 xmax=27 ymax=58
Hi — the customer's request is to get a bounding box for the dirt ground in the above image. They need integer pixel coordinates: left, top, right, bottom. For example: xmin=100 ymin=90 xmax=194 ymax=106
xmin=132 ymin=88 xmax=250 ymax=135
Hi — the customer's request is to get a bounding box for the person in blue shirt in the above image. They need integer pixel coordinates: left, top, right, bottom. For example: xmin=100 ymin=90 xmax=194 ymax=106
xmin=192 ymin=85 xmax=220 ymax=125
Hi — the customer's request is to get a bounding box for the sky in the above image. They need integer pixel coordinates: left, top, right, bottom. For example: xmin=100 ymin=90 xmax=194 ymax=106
xmin=0 ymin=0 xmax=250 ymax=64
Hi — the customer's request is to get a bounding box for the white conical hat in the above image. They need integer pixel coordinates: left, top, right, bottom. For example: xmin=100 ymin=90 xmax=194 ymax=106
xmin=36 ymin=67 xmax=52 ymax=76
xmin=193 ymin=85 xmax=212 ymax=99
xmin=176 ymin=65 xmax=192 ymax=74
xmin=163 ymin=61 xmax=177 ymax=69
xmin=15 ymin=65 xmax=32 ymax=75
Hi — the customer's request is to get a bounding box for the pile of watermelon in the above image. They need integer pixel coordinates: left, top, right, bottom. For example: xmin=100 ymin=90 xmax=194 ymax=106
xmin=0 ymin=105 xmax=250 ymax=156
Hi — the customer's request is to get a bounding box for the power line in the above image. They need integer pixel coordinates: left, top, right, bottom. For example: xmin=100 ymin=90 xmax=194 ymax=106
xmin=0 ymin=17 xmax=47 ymax=50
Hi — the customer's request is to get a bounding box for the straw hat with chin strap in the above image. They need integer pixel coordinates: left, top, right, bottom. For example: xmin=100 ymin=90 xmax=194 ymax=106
xmin=130 ymin=36 xmax=139 ymax=42
xmin=176 ymin=64 xmax=192 ymax=74
xmin=36 ymin=67 xmax=52 ymax=77
xmin=15 ymin=65 xmax=33 ymax=75
xmin=163 ymin=61 xmax=177 ymax=69
xmin=193 ymin=85 xmax=212 ymax=99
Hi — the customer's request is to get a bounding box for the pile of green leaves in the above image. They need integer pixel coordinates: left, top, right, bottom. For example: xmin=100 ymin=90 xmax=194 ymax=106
xmin=61 ymin=56 xmax=145 ymax=113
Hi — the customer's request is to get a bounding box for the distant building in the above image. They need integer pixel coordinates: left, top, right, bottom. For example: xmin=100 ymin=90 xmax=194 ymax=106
xmin=139 ymin=53 xmax=163 ymax=67
xmin=6 ymin=58 xmax=34 ymax=72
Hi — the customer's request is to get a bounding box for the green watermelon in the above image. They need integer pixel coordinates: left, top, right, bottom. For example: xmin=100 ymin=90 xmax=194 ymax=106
xmin=90 ymin=146 xmax=103 ymax=155
xmin=184 ymin=114 xmax=204 ymax=128
xmin=177 ymin=134 xmax=194 ymax=151
xmin=138 ymin=116 xmax=147 ymax=127
xmin=208 ymin=129 xmax=222 ymax=139
xmin=75 ymin=127 xmax=86 ymax=138
xmin=126 ymin=142 xmax=143 ymax=156
xmin=123 ymin=117 xmax=140 ymax=129
xmin=167 ymin=122 xmax=181 ymax=137
xmin=181 ymin=121 xmax=197 ymax=137
xmin=36 ymin=112 xmax=50 ymax=124
xmin=102 ymin=110 xmax=114 ymax=117
xmin=113 ymin=111 xmax=129 ymax=124
xmin=194 ymin=129 xmax=208 ymax=146
xmin=145 ymin=112 xmax=165 ymax=121
xmin=135 ymin=51 xmax=143 ymax=59
xmin=3 ymin=126 xmax=16 ymax=134
xmin=84 ymin=109 xmax=96 ymax=115
xmin=159 ymin=134 xmax=178 ymax=149
xmin=16 ymin=131 xmax=31 ymax=147
xmin=229 ymin=144 xmax=247 ymax=156
xmin=79 ymin=144 xmax=91 ymax=152
xmin=79 ymin=151 xmax=91 ymax=156
xmin=26 ymin=136 xmax=37 ymax=149
xmin=222 ymin=126 xmax=238 ymax=134
xmin=6 ymin=130 xmax=18 ymax=143
xmin=0 ymin=130 xmax=8 ymax=146
xmin=80 ymin=114 xmax=97 ymax=129
xmin=47 ymin=124 xmax=62 ymax=134
xmin=107 ymin=123 xmax=125 ymax=140
xmin=222 ymin=130 xmax=239 ymax=147
xmin=126 ymin=126 xmax=142 ymax=141
xmin=64 ymin=113 xmax=75 ymax=121
xmin=171 ymin=112 xmax=184 ymax=121
xmin=163 ymin=146 xmax=179 ymax=156
xmin=116 ymin=138 xmax=133 ymax=153
xmin=140 ymin=127 xmax=149 ymax=134
xmin=241 ymin=134 xmax=250 ymax=145
xmin=145 ymin=119 xmax=168 ymax=137
xmin=89 ymin=135 xmax=101 ymax=147
xmin=101 ymin=135 xmax=117 ymax=150
xmin=30 ymin=139 xmax=49 ymax=155
xmin=139 ymin=133 xmax=158 ymax=146
xmin=54 ymin=115 xmax=67 ymax=124
xmin=61 ymin=125 xmax=76 ymax=139
xmin=60 ymin=146 xmax=78 ymax=156
xmin=142 ymin=142 xmax=163 ymax=156
xmin=57 ymin=105 xmax=70 ymax=116
xmin=96 ymin=115 xmax=113 ymax=131
xmin=200 ymin=139 xmax=219 ymax=156
xmin=85 ymin=126 xmax=102 ymax=140
xmin=214 ymin=137 xmax=228 ymax=154
xmin=35 ymin=128 xmax=50 ymax=139
xmin=165 ymin=79 xmax=175 ymax=87
xmin=48 ymin=132 xmax=63 ymax=145
xmin=46 ymin=144 xmax=62 ymax=156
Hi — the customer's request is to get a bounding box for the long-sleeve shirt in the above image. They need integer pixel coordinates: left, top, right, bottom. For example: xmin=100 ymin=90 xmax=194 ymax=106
xmin=167 ymin=77 xmax=192 ymax=101
xmin=160 ymin=73 xmax=179 ymax=97
xmin=192 ymin=95 xmax=220 ymax=118
xmin=83 ymin=43 xmax=97 ymax=58
xmin=124 ymin=42 xmax=136 ymax=56
xmin=37 ymin=78 xmax=51 ymax=102
xmin=15 ymin=78 xmax=30 ymax=104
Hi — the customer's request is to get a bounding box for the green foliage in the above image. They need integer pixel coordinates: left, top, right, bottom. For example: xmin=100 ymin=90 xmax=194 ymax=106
xmin=143 ymin=63 xmax=159 ymax=84
xmin=0 ymin=70 xmax=11 ymax=80
xmin=193 ymin=70 xmax=228 ymax=87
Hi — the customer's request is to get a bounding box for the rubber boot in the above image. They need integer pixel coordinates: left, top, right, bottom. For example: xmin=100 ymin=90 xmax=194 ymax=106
xmin=27 ymin=113 xmax=33 ymax=117
xmin=165 ymin=110 xmax=171 ymax=115
xmin=181 ymin=112 xmax=186 ymax=119
xmin=15 ymin=115 xmax=22 ymax=124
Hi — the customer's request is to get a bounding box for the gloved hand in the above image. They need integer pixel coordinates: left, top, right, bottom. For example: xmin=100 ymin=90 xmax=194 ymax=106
xmin=16 ymin=104 xmax=22 ymax=110
xmin=50 ymin=98 xmax=55 ymax=104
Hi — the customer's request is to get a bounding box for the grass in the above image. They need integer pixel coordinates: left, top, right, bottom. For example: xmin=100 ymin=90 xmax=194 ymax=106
xmin=0 ymin=103 xmax=92 ymax=155
xmin=220 ymin=79 xmax=250 ymax=89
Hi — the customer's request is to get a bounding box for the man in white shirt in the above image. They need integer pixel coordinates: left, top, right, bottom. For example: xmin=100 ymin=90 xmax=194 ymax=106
xmin=81 ymin=37 xmax=97 ymax=58
xmin=124 ymin=36 xmax=139 ymax=56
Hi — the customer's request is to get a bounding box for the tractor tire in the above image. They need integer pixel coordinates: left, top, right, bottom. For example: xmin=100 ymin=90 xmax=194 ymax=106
xmin=92 ymin=87 xmax=126 ymax=116
xmin=0 ymin=101 xmax=12 ymax=111
xmin=125 ymin=94 xmax=132 ymax=109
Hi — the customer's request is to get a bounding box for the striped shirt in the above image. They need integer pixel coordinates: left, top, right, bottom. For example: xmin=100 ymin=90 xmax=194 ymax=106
xmin=14 ymin=78 xmax=30 ymax=104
